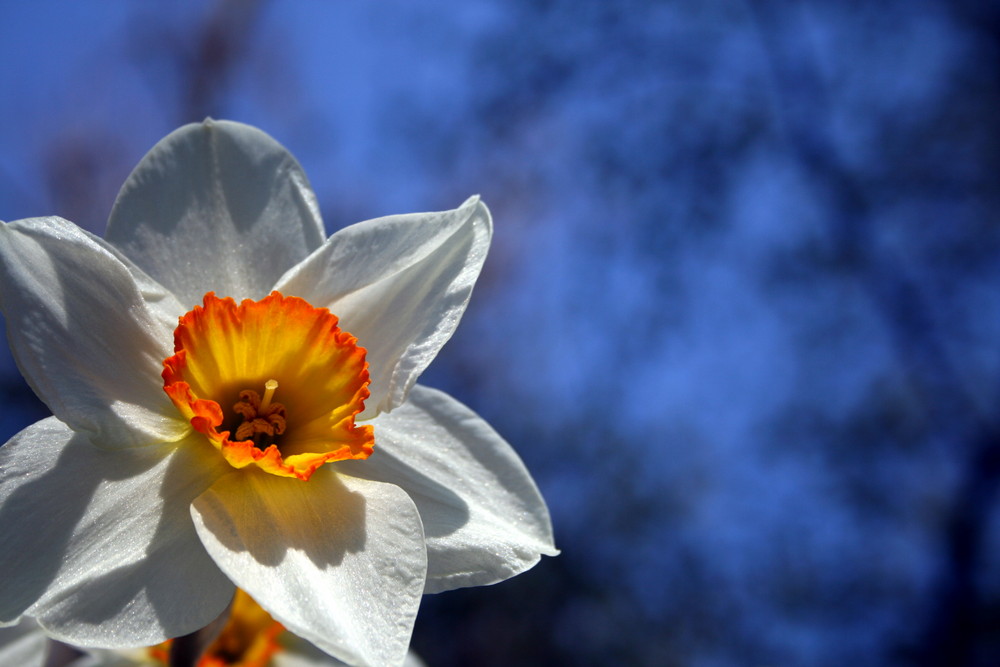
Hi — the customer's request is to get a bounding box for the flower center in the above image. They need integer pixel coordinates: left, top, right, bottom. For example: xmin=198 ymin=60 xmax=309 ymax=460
xmin=163 ymin=292 xmax=375 ymax=481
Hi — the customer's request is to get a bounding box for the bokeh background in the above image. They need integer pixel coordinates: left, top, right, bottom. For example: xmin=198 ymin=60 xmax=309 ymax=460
xmin=3 ymin=1 xmax=1000 ymax=665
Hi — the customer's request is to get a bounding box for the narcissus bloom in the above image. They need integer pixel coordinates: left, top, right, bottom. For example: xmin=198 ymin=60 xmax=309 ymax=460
xmin=0 ymin=120 xmax=556 ymax=667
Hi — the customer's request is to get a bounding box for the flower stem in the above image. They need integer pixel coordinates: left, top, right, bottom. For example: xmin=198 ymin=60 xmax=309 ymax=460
xmin=168 ymin=594 xmax=234 ymax=667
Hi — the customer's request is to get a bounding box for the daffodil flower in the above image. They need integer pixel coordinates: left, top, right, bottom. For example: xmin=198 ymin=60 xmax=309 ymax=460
xmin=0 ymin=120 xmax=556 ymax=667
xmin=0 ymin=591 xmax=428 ymax=666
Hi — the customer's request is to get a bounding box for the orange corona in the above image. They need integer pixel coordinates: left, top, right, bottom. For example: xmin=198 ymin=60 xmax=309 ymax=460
xmin=163 ymin=292 xmax=374 ymax=481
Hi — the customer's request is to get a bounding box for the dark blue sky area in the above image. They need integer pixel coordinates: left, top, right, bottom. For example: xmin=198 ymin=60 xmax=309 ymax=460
xmin=3 ymin=2 xmax=1000 ymax=665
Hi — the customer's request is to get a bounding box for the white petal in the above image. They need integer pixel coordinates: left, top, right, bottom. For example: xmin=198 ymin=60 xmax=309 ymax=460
xmin=0 ymin=619 xmax=47 ymax=667
xmin=274 ymin=197 xmax=491 ymax=419
xmin=106 ymin=119 xmax=326 ymax=309
xmin=272 ymin=640 xmax=348 ymax=667
xmin=274 ymin=641 xmax=426 ymax=667
xmin=0 ymin=418 xmax=234 ymax=646
xmin=272 ymin=650 xmax=338 ymax=667
xmin=96 ymin=234 xmax=187 ymax=328
xmin=338 ymin=385 xmax=557 ymax=593
xmin=0 ymin=217 xmax=188 ymax=448
xmin=402 ymin=651 xmax=427 ymax=667
xmin=191 ymin=469 xmax=426 ymax=667
xmin=74 ymin=649 xmax=147 ymax=667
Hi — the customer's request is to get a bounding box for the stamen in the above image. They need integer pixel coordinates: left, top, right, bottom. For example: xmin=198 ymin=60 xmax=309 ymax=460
xmin=259 ymin=379 xmax=279 ymax=412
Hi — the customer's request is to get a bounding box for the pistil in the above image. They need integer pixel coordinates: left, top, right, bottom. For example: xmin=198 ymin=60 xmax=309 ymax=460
xmin=259 ymin=379 xmax=278 ymax=412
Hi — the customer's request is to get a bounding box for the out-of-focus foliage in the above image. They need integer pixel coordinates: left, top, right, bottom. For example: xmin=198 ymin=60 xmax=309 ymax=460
xmin=3 ymin=1 xmax=1000 ymax=665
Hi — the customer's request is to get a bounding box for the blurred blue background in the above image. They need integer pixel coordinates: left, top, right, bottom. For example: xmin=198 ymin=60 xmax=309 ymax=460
xmin=3 ymin=1 xmax=1000 ymax=665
